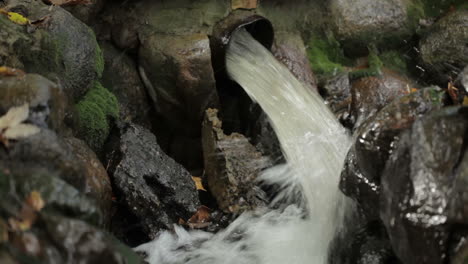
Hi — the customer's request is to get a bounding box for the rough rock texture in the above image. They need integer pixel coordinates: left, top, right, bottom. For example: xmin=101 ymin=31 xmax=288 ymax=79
xmin=63 ymin=0 xmax=106 ymax=25
xmin=5 ymin=0 xmax=104 ymax=102
xmin=65 ymin=137 xmax=113 ymax=221
xmin=340 ymin=87 xmax=444 ymax=220
xmin=105 ymin=122 xmax=200 ymax=239
xmin=380 ymin=106 xmax=468 ymax=264
xmin=202 ymin=108 xmax=269 ymax=213
xmin=329 ymin=0 xmax=411 ymax=55
xmin=350 ymin=70 xmax=413 ymax=129
xmin=420 ymin=10 xmax=468 ymax=83
xmin=272 ymin=31 xmax=317 ymax=92
xmin=0 ymin=74 xmax=67 ymax=133
xmin=322 ymin=72 xmax=352 ymax=124
xmin=101 ymin=42 xmax=152 ymax=129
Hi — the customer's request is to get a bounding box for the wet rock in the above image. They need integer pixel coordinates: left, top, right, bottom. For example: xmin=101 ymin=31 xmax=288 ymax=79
xmin=64 ymin=137 xmax=113 ymax=221
xmin=105 ymin=122 xmax=200 ymax=239
xmin=272 ymin=31 xmax=317 ymax=92
xmin=202 ymin=108 xmax=269 ymax=213
xmin=5 ymin=0 xmax=104 ymax=102
xmin=340 ymin=87 xmax=444 ymax=220
xmin=101 ymin=42 xmax=152 ymax=129
xmin=350 ymin=70 xmax=413 ymax=129
xmin=455 ymin=65 xmax=468 ymax=93
xmin=0 ymin=74 xmax=67 ymax=133
xmin=322 ymin=72 xmax=352 ymax=124
xmin=420 ymin=10 xmax=468 ymax=83
xmin=380 ymin=106 xmax=468 ymax=264
xmin=329 ymin=0 xmax=411 ymax=55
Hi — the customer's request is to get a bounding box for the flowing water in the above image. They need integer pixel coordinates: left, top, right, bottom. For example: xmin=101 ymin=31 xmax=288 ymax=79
xmin=136 ymin=29 xmax=352 ymax=264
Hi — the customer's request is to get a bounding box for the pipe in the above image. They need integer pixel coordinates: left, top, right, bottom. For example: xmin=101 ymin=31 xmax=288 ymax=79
xmin=210 ymin=12 xmax=274 ymax=82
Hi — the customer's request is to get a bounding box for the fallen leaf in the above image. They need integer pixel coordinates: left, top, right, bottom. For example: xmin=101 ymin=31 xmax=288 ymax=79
xmin=191 ymin=176 xmax=206 ymax=191
xmin=463 ymin=96 xmax=468 ymax=106
xmin=0 ymin=104 xmax=29 ymax=131
xmin=187 ymin=206 xmax=211 ymax=229
xmin=25 ymin=191 xmax=45 ymax=212
xmin=447 ymin=81 xmax=459 ymax=104
xmin=0 ymin=104 xmax=40 ymax=147
xmin=6 ymin=12 xmax=29 ymax=25
xmin=4 ymin=124 xmax=41 ymax=140
xmin=0 ymin=66 xmax=25 ymax=77
xmin=0 ymin=219 xmax=8 ymax=242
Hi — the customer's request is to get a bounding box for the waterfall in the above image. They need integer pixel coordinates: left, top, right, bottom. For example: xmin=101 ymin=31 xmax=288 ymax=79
xmin=136 ymin=28 xmax=351 ymax=264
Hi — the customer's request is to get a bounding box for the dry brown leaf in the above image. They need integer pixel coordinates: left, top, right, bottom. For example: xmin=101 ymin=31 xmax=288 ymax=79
xmin=187 ymin=206 xmax=211 ymax=229
xmin=191 ymin=176 xmax=206 ymax=191
xmin=0 ymin=66 xmax=25 ymax=77
xmin=25 ymin=191 xmax=45 ymax=212
xmin=463 ymin=96 xmax=468 ymax=106
xmin=8 ymin=191 xmax=45 ymax=232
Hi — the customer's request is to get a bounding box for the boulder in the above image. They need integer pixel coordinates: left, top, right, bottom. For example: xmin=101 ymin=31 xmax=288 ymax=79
xmin=202 ymin=108 xmax=269 ymax=213
xmin=419 ymin=10 xmax=468 ymax=84
xmin=105 ymin=122 xmax=200 ymax=239
xmin=340 ymin=87 xmax=444 ymax=220
xmin=380 ymin=106 xmax=468 ymax=264
xmin=321 ymin=72 xmax=352 ymax=125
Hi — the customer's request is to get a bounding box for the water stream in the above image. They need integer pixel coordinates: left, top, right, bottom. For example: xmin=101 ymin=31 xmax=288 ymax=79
xmin=136 ymin=28 xmax=352 ymax=264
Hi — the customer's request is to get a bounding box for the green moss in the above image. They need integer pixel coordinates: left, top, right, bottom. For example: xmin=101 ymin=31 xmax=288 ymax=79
xmin=349 ymin=48 xmax=383 ymax=80
xmin=306 ymin=33 xmax=348 ymax=78
xmin=409 ymin=0 xmax=467 ymax=18
xmin=380 ymin=50 xmax=408 ymax=74
xmin=88 ymin=28 xmax=104 ymax=78
xmin=75 ymin=82 xmax=118 ymax=151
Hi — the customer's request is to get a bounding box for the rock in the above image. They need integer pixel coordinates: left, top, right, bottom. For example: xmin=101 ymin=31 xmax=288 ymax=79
xmin=380 ymin=106 xmax=468 ymax=264
xmin=0 ymin=74 xmax=67 ymax=133
xmin=64 ymin=137 xmax=113 ymax=221
xmin=455 ymin=65 xmax=468 ymax=94
xmin=5 ymin=0 xmax=104 ymax=102
xmin=272 ymin=31 xmax=317 ymax=92
xmin=350 ymin=69 xmax=413 ymax=129
xmin=340 ymin=87 xmax=444 ymax=220
xmin=63 ymin=0 xmax=106 ymax=25
xmin=139 ymin=33 xmax=218 ymax=136
xmin=329 ymin=0 xmax=411 ymax=55
xmin=101 ymin=42 xmax=152 ymax=129
xmin=322 ymin=72 xmax=352 ymax=124
xmin=202 ymin=108 xmax=269 ymax=213
xmin=105 ymin=122 xmax=200 ymax=239
xmin=419 ymin=10 xmax=468 ymax=84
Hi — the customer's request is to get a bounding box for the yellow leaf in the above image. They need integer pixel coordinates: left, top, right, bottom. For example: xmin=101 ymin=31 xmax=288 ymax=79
xmin=191 ymin=176 xmax=206 ymax=191
xmin=7 ymin=12 xmax=29 ymax=25
xmin=0 ymin=104 xmax=30 ymax=131
xmin=26 ymin=191 xmax=45 ymax=212
xmin=0 ymin=66 xmax=25 ymax=77
xmin=463 ymin=96 xmax=468 ymax=106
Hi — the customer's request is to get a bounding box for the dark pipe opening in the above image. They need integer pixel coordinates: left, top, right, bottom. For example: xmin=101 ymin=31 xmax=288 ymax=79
xmin=210 ymin=12 xmax=274 ymax=134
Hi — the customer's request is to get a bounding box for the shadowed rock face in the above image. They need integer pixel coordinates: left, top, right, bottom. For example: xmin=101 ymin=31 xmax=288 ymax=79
xmin=202 ymin=108 xmax=269 ymax=213
xmin=340 ymin=87 xmax=444 ymax=220
xmin=105 ymin=122 xmax=200 ymax=239
xmin=380 ymin=106 xmax=468 ymax=264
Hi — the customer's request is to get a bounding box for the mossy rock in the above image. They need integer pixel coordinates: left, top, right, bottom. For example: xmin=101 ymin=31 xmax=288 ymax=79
xmin=75 ymin=82 xmax=119 ymax=152
xmin=306 ymin=33 xmax=348 ymax=81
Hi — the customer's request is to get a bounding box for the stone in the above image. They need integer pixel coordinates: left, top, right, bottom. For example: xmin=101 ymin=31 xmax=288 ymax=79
xmin=329 ymin=0 xmax=411 ymax=55
xmin=419 ymin=10 xmax=468 ymax=84
xmin=5 ymin=0 xmax=104 ymax=102
xmin=350 ymin=69 xmax=413 ymax=129
xmin=63 ymin=0 xmax=106 ymax=25
xmin=380 ymin=106 xmax=468 ymax=264
xmin=322 ymin=72 xmax=352 ymax=124
xmin=64 ymin=137 xmax=113 ymax=221
xmin=105 ymin=122 xmax=200 ymax=239
xmin=340 ymin=87 xmax=444 ymax=220
xmin=0 ymin=74 xmax=67 ymax=133
xmin=272 ymin=31 xmax=317 ymax=92
xmin=101 ymin=42 xmax=152 ymax=129
xmin=202 ymin=108 xmax=269 ymax=213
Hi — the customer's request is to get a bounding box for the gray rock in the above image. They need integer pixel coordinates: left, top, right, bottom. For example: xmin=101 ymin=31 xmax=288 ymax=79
xmin=380 ymin=106 xmax=468 ymax=264
xmin=420 ymin=10 xmax=468 ymax=83
xmin=329 ymin=0 xmax=411 ymax=55
xmin=5 ymin=0 xmax=104 ymax=102
xmin=105 ymin=122 xmax=200 ymax=239
xmin=322 ymin=72 xmax=352 ymax=124
xmin=202 ymin=108 xmax=269 ymax=213
xmin=63 ymin=0 xmax=106 ymax=25
xmin=101 ymin=42 xmax=152 ymax=129
xmin=341 ymin=87 xmax=444 ymax=220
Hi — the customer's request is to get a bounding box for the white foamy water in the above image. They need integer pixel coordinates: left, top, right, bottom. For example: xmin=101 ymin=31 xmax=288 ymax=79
xmin=136 ymin=28 xmax=351 ymax=264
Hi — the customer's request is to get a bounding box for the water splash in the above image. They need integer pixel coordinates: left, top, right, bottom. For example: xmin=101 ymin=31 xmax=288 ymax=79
xmin=136 ymin=28 xmax=352 ymax=264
